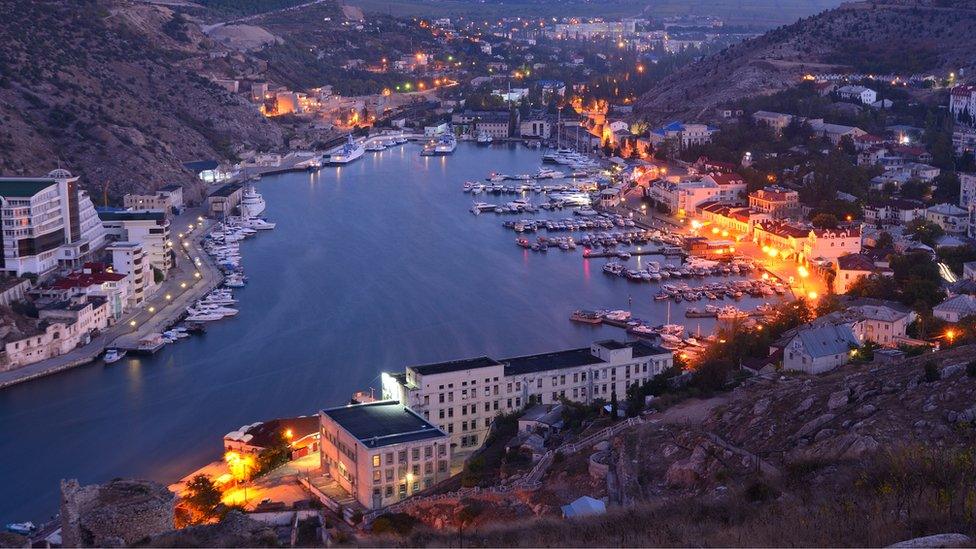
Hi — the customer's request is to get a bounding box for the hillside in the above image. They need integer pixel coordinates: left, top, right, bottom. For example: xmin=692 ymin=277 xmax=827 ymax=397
xmin=634 ymin=0 xmax=976 ymax=125
xmin=383 ymin=346 xmax=976 ymax=546
xmin=0 ymin=0 xmax=282 ymax=200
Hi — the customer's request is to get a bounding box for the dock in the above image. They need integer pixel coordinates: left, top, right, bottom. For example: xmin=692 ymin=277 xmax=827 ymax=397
xmin=583 ymin=247 xmax=687 ymax=259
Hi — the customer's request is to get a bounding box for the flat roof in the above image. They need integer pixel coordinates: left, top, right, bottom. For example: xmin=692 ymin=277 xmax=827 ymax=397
xmin=322 ymin=400 xmax=445 ymax=449
xmin=98 ymin=210 xmax=167 ymax=222
xmin=410 ymin=356 xmax=502 ymax=376
xmin=594 ymin=339 xmax=627 ymax=350
xmin=210 ymin=183 xmax=242 ymax=198
xmin=0 ymin=178 xmax=58 ymax=198
xmin=504 ymin=347 xmax=603 ymax=376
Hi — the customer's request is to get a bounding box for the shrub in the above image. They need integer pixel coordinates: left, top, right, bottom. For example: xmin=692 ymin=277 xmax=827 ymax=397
xmin=967 ymin=360 xmax=976 ymax=378
xmin=922 ymin=361 xmax=939 ymax=383
xmin=744 ymin=479 xmax=779 ymax=503
xmin=371 ymin=512 xmax=418 ymax=536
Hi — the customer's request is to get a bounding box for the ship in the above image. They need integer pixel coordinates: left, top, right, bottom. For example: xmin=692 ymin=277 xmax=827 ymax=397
xmin=327 ymin=135 xmax=365 ymax=165
xmin=433 ymin=134 xmax=457 ymax=154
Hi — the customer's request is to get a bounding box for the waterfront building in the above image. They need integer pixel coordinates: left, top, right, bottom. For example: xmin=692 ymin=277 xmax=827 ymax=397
xmin=1 ymin=296 xmax=111 ymax=371
xmin=319 ymin=400 xmax=450 ymax=510
xmin=122 ymin=185 xmax=184 ymax=215
xmin=106 ymin=242 xmax=156 ymax=309
xmin=224 ymin=415 xmax=320 ymax=460
xmin=99 ymin=210 xmax=174 ymax=274
xmin=648 ymin=175 xmax=744 ymax=216
xmin=475 ymin=112 xmax=514 ymax=139
xmin=207 ymin=183 xmax=243 ymax=219
xmin=807 ymin=119 xmax=866 ymax=145
xmin=43 ymin=262 xmax=129 ymax=319
xmin=0 ymin=169 xmax=107 ymax=277
xmin=381 ymin=340 xmax=672 ymax=453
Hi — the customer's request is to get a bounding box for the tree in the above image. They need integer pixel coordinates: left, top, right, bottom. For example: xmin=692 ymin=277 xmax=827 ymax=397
xmin=609 ymin=388 xmax=619 ymax=421
xmin=811 ymin=213 xmax=839 ymax=229
xmin=931 ymin=172 xmax=961 ymax=204
xmin=907 ymin=218 xmax=945 ymax=247
xmin=182 ymin=475 xmax=222 ymax=523
xmin=875 ymin=231 xmax=894 ymax=250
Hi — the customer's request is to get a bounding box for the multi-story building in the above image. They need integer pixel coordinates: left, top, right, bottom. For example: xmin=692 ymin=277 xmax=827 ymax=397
xmin=949 ymin=84 xmax=976 ymax=123
xmin=648 ymin=175 xmax=744 ymax=216
xmin=520 ymin=119 xmax=552 ymax=139
xmin=474 ymin=112 xmax=513 ymax=139
xmin=959 ymin=173 xmax=976 ymax=209
xmin=953 ymin=127 xmax=976 ymax=156
xmin=122 ymin=185 xmax=184 ymax=215
xmin=748 ymin=186 xmax=799 ymax=218
xmin=45 ymin=262 xmax=129 ymax=319
xmin=751 ymin=111 xmax=793 ymax=135
xmin=1 ymin=296 xmax=111 ymax=371
xmin=99 ymin=211 xmax=173 ymax=274
xmin=319 ymin=401 xmax=450 ymax=510
xmin=648 ymin=122 xmax=718 ymax=150
xmin=863 ymin=198 xmax=925 ymax=226
xmin=106 ymin=242 xmax=156 ymax=309
xmin=0 ymin=170 xmax=107 ymax=277
xmin=925 ymin=203 xmax=968 ymax=234
xmin=382 ymin=340 xmax=672 ymax=453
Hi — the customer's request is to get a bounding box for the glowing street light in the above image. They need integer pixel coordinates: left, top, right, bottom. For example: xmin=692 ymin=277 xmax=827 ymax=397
xmin=808 ymin=291 xmax=818 ymax=300
xmin=180 ymin=282 xmax=187 ymax=289
xmin=148 ymin=306 xmax=156 ymax=313
xmin=129 ymin=320 xmax=137 ymax=328
xmin=165 ymin=294 xmax=172 ymax=301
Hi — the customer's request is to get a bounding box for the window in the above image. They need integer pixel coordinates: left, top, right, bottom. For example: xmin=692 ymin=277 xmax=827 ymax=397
xmin=412 ymin=448 xmax=420 ymax=460
xmin=372 ymin=455 xmax=381 ymax=467
xmin=398 ymin=450 xmax=407 ymax=463
xmin=386 ymin=469 xmax=394 ymax=481
xmin=373 ymin=470 xmax=381 ymax=483
xmin=385 ymin=486 xmax=393 ymax=497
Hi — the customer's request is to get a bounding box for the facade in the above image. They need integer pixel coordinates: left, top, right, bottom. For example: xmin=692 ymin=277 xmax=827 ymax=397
xmin=2 ymin=296 xmax=111 ymax=371
xmin=834 ymin=253 xmax=892 ymax=294
xmin=863 ymin=199 xmax=925 ymax=226
xmin=99 ymin=210 xmax=173 ymax=274
xmin=748 ymin=186 xmax=799 ymax=218
xmin=122 ymin=185 xmax=184 ymax=214
xmin=0 ymin=170 xmax=107 ymax=277
xmin=106 ymin=242 xmax=156 ymax=309
xmin=933 ymin=294 xmax=976 ymax=323
xmin=382 ymin=340 xmax=672 ymax=453
xmin=648 ymin=122 xmax=718 ymax=150
xmin=959 ymin=173 xmax=976 ymax=209
xmin=836 ymin=85 xmax=877 ymax=105
xmin=46 ymin=263 xmax=129 ymax=319
xmin=520 ymin=119 xmax=552 ymax=139
xmin=207 ymin=183 xmax=243 ymax=218
xmin=474 ymin=112 xmax=513 ymax=139
xmin=808 ymin=120 xmax=866 ymax=145
xmin=319 ymin=401 xmax=450 ymax=510
xmin=751 ymin=111 xmax=793 ymax=135
xmin=782 ymin=323 xmax=859 ymax=374
xmin=953 ymin=127 xmax=976 ymax=156
xmin=648 ymin=176 xmax=744 ymax=215
xmin=949 ymin=84 xmax=976 ymax=123
xmin=925 ymin=203 xmax=968 ymax=234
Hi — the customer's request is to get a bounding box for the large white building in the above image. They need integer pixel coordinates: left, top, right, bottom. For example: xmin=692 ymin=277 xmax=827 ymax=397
xmin=382 ymin=340 xmax=673 ymax=453
xmin=99 ymin=210 xmax=174 ymax=274
xmin=0 ymin=170 xmax=107 ymax=277
xmin=648 ymin=122 xmax=718 ymax=150
xmin=648 ymin=175 xmax=745 ymax=216
xmin=949 ymin=84 xmax=976 ymax=123
xmin=106 ymin=242 xmax=156 ymax=309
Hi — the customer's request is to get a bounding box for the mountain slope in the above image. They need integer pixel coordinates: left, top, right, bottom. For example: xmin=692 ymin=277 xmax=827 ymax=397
xmin=634 ymin=0 xmax=976 ymax=125
xmin=0 ymin=0 xmax=282 ymax=200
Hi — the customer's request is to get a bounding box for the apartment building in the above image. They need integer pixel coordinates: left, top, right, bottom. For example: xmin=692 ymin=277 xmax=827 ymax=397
xmin=106 ymin=242 xmax=156 ymax=309
xmin=122 ymin=185 xmax=184 ymax=215
xmin=748 ymin=186 xmax=799 ymax=219
xmin=2 ymin=296 xmax=111 ymax=371
xmin=381 ymin=340 xmax=673 ymax=453
xmin=319 ymin=401 xmax=450 ymax=510
xmin=648 ymin=175 xmax=745 ymax=216
xmin=0 ymin=169 xmax=107 ymax=276
xmin=99 ymin=210 xmax=173 ymax=274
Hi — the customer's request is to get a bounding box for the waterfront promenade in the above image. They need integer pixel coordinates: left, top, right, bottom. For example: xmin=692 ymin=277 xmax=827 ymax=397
xmin=0 ymin=209 xmax=222 ymax=390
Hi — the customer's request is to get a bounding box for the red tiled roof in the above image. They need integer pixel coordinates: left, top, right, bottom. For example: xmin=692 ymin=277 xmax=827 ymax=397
xmin=53 ymin=266 xmax=126 ymax=289
xmin=708 ymin=173 xmax=745 ymax=186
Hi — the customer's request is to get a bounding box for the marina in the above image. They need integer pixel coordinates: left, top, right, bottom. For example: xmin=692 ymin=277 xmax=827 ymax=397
xmin=0 ymin=144 xmax=769 ymax=524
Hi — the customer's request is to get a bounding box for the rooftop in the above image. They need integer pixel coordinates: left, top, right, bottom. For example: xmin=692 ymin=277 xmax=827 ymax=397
xmin=322 ymin=401 xmax=445 ymax=449
xmin=224 ymin=415 xmax=319 ymax=448
xmin=793 ymin=323 xmax=859 ymax=359
xmin=410 ymin=356 xmax=503 ymax=376
xmin=0 ymin=178 xmax=59 ymax=198
xmin=504 ymin=347 xmax=604 ymax=376
xmin=98 ymin=210 xmax=167 ymax=223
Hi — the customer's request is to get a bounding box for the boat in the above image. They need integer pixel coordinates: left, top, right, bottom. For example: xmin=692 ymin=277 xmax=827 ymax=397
xmin=238 ymin=216 xmax=275 ymax=230
xmin=327 ymin=135 xmax=365 ymax=165
xmin=476 ymin=131 xmax=493 ymax=145
xmin=185 ymin=312 xmax=225 ymax=322
xmin=6 ymin=522 xmax=36 ymax=535
xmin=239 ymin=185 xmax=266 ymax=217
xmin=433 ymin=134 xmax=457 ymax=154
xmin=365 ymin=140 xmax=387 ymax=152
xmin=570 ymin=310 xmax=603 ymax=324
xmin=103 ymin=348 xmax=126 ymax=364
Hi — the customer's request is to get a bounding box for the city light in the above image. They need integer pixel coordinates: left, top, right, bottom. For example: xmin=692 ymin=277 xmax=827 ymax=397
xmin=180 ymin=282 xmax=187 ymax=289
xmin=129 ymin=320 xmax=136 ymax=327
xmin=808 ymin=291 xmax=818 ymax=299
xmin=148 ymin=306 xmax=156 ymax=313
xmin=798 ymin=266 xmax=809 ymax=278
xmin=165 ymin=294 xmax=172 ymax=300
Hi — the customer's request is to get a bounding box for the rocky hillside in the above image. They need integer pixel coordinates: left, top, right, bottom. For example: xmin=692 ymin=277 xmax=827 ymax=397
xmin=388 ymin=346 xmax=976 ymax=546
xmin=634 ymin=0 xmax=976 ymax=125
xmin=0 ymin=0 xmax=282 ymax=200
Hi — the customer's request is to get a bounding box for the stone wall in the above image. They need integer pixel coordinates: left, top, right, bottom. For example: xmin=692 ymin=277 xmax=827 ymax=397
xmin=60 ymin=478 xmax=175 ymax=547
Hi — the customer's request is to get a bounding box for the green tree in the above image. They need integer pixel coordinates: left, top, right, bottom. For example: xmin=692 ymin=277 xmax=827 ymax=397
xmin=907 ymin=218 xmax=945 ymax=247
xmin=811 ymin=213 xmax=839 ymax=229
xmin=183 ymin=474 xmax=222 ymax=522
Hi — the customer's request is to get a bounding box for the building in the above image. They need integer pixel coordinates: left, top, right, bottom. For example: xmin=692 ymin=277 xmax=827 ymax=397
xmin=382 ymin=340 xmax=672 ymax=453
xmin=224 ymin=415 xmax=321 ymax=460
xmin=834 ymin=253 xmax=892 ymax=294
xmin=648 ymin=176 xmax=745 ymax=215
xmin=648 ymin=122 xmax=718 ymax=150
xmin=748 ymin=186 xmax=799 ymax=218
xmin=122 ymin=185 xmax=184 ymax=214
xmin=752 ymin=111 xmax=793 ymax=135
xmin=959 ymin=173 xmax=976 ymax=208
xmin=319 ymin=401 xmax=450 ymax=510
xmin=964 ymin=261 xmax=976 ymax=281
xmin=844 ymin=303 xmax=915 ymax=347
xmin=183 ymin=160 xmax=231 ymax=184
xmin=474 ymin=112 xmax=513 ymax=139
xmin=106 ymin=242 xmax=156 ymax=309
xmin=949 ymin=84 xmax=976 ymax=123
xmin=2 ymin=296 xmax=111 ymax=371
xmin=863 ymin=198 xmax=925 ymax=226
xmin=953 ymin=127 xmax=976 ymax=156
xmin=46 ymin=263 xmax=129 ymax=319
xmin=520 ymin=119 xmax=552 ymax=139
xmin=933 ymin=294 xmax=976 ymax=323
xmin=781 ymin=323 xmax=860 ymax=374
xmin=836 ymin=85 xmax=877 ymax=105
xmin=207 ymin=183 xmax=243 ymax=218
xmin=808 ymin=119 xmax=867 ymax=145
xmin=0 ymin=170 xmax=108 ymax=277
xmin=98 ymin=210 xmax=173 ymax=274
xmin=925 ymin=203 xmax=968 ymax=234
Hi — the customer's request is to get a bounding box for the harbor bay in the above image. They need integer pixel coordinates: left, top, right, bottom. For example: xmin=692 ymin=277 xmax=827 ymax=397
xmin=0 ymin=143 xmax=772 ymax=524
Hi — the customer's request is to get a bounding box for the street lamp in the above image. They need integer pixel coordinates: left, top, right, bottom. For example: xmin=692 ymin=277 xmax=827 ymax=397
xmin=165 ymin=294 xmax=172 ymax=300
xmin=180 ymin=282 xmax=187 ymax=289
xmin=148 ymin=306 xmax=156 ymax=313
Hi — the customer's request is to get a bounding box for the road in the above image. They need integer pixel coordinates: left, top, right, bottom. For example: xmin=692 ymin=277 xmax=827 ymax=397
xmin=0 ymin=209 xmax=222 ymax=390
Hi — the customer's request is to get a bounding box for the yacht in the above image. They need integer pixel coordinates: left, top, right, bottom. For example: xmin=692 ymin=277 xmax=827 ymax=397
xmin=476 ymin=131 xmax=493 ymax=145
xmin=185 ymin=311 xmax=226 ymax=322
xmin=365 ymin=139 xmax=386 ymax=152
xmin=103 ymin=348 xmax=125 ymax=364
xmin=434 ymin=134 xmax=457 ymax=154
xmin=239 ymin=217 xmax=275 ymax=230
xmin=239 ymin=185 xmax=266 ymax=217
xmin=327 ymin=135 xmax=365 ymax=165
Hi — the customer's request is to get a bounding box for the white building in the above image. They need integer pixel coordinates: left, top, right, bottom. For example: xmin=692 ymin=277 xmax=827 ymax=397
xmin=949 ymin=84 xmax=976 ymax=123
xmin=122 ymin=185 xmax=184 ymax=214
xmin=933 ymin=294 xmax=976 ymax=323
xmin=99 ymin=211 xmax=173 ymax=275
xmin=319 ymin=401 xmax=450 ymax=510
xmin=836 ymin=85 xmax=877 ymax=105
xmin=2 ymin=296 xmax=112 ymax=371
xmin=0 ymin=170 xmax=107 ymax=277
xmin=959 ymin=173 xmax=976 ymax=208
xmin=925 ymin=203 xmax=968 ymax=234
xmin=106 ymin=242 xmax=156 ymax=309
xmin=382 ymin=340 xmax=672 ymax=453
xmin=648 ymin=122 xmax=717 ymax=150
xmin=752 ymin=111 xmax=794 ymax=135
xmin=648 ymin=175 xmax=745 ymax=215
xmin=782 ymin=323 xmax=860 ymax=374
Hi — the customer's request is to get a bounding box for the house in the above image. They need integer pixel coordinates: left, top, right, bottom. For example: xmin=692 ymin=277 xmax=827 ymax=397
xmin=925 ymin=203 xmax=968 ymax=234
xmin=829 ymin=301 xmax=915 ymax=347
xmin=807 ymin=119 xmax=867 ymax=145
xmin=561 ymin=496 xmax=606 ymax=518
xmin=319 ymin=401 xmax=451 ymax=509
xmin=933 ymin=294 xmax=976 ymax=323
xmin=598 ymin=187 xmax=622 ymax=208
xmin=836 ymin=85 xmax=877 ymax=105
xmin=959 ymin=173 xmax=976 ymax=208
xmin=834 ymin=253 xmax=893 ymax=294
xmin=46 ymin=263 xmax=129 ymax=319
xmin=748 ymin=186 xmax=799 ymax=219
xmin=648 ymin=122 xmax=718 ymax=150
xmin=106 ymin=242 xmax=156 ymax=309
xmin=381 ymin=340 xmax=672 ymax=454
xmin=949 ymin=84 xmax=976 ymax=123
xmin=224 ymin=415 xmax=320 ymax=460
xmin=963 ymin=261 xmax=976 ymax=281
xmin=518 ymin=404 xmax=564 ymax=440
xmin=122 ymin=185 xmax=184 ymax=214
xmin=752 ymin=111 xmax=793 ymax=135
xmin=863 ymin=198 xmax=925 ymax=226
xmin=781 ymin=323 xmax=860 ymax=374
xmin=0 ymin=170 xmax=109 ymax=277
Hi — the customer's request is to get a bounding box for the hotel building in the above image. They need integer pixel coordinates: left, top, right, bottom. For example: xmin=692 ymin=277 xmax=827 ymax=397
xmin=0 ymin=170 xmax=107 ymax=276
xmin=319 ymin=401 xmax=450 ymax=510
xmin=99 ymin=210 xmax=174 ymax=274
xmin=382 ymin=340 xmax=673 ymax=453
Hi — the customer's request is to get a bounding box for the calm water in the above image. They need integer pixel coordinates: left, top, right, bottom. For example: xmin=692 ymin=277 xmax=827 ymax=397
xmin=0 ymin=144 xmax=763 ymax=523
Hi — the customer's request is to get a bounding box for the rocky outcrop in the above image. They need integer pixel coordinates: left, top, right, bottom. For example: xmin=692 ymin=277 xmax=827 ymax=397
xmin=888 ymin=533 xmax=975 ymax=548
xmin=60 ymin=478 xmax=175 ymax=547
xmin=137 ymin=511 xmax=277 ymax=547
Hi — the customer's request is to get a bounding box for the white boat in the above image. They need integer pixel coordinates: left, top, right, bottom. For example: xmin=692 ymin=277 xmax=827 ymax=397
xmin=103 ymin=348 xmax=125 ymax=364
xmin=6 ymin=522 xmax=35 ymax=535
xmin=434 ymin=134 xmax=457 ymax=154
xmin=365 ymin=140 xmax=386 ymax=152
xmin=185 ymin=312 xmax=225 ymax=322
xmin=237 ymin=216 xmax=275 ymax=230
xmin=239 ymin=185 xmax=266 ymax=217
xmin=328 ymin=135 xmax=365 ymax=165
xmin=476 ymin=131 xmax=493 ymax=145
